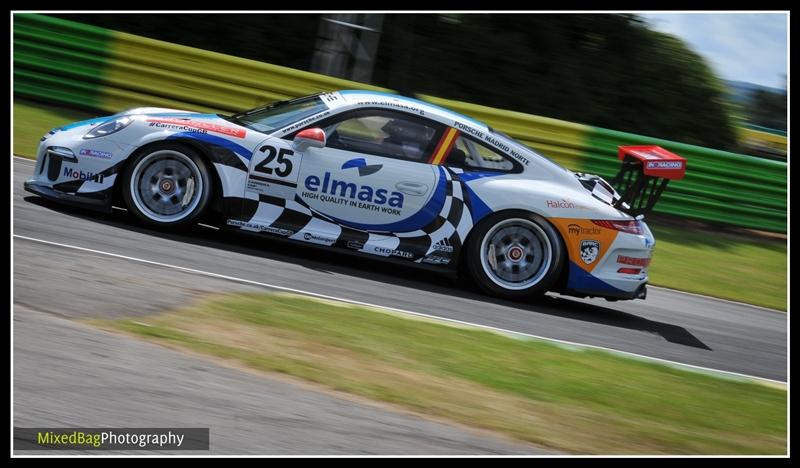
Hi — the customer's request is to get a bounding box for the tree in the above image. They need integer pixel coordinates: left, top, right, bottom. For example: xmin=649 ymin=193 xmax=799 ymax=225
xmin=745 ymin=88 xmax=787 ymax=131
xmin=373 ymin=14 xmax=738 ymax=150
xmin=54 ymin=13 xmax=740 ymax=150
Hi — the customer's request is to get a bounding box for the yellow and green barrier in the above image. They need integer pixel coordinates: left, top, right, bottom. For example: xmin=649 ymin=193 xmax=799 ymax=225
xmin=14 ymin=13 xmax=389 ymax=114
xmin=13 ymin=13 xmax=787 ymax=232
xmin=739 ymin=125 xmax=787 ymax=159
xmin=582 ymin=127 xmax=786 ymax=232
xmin=423 ymin=95 xmax=787 ymax=232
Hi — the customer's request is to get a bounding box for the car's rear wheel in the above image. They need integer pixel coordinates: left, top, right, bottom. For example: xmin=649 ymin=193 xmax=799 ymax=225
xmin=122 ymin=143 xmax=212 ymax=229
xmin=466 ymin=211 xmax=565 ymax=299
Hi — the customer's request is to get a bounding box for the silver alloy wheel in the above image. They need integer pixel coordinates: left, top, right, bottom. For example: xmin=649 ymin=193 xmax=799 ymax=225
xmin=479 ymin=218 xmax=553 ymax=290
xmin=129 ymin=150 xmax=204 ymax=223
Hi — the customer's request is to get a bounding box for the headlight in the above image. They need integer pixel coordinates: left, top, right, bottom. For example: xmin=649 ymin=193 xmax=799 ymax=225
xmin=40 ymin=128 xmax=58 ymax=142
xmin=83 ymin=117 xmax=133 ymax=139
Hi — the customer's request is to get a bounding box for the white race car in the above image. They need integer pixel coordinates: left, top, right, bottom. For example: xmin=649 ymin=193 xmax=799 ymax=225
xmin=24 ymin=90 xmax=686 ymax=301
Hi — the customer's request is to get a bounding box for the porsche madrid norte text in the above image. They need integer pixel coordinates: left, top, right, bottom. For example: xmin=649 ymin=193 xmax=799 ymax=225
xmin=25 ymin=90 xmax=687 ymax=301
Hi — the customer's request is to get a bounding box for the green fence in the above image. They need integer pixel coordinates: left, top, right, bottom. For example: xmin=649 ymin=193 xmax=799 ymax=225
xmin=13 ymin=13 xmax=787 ymax=232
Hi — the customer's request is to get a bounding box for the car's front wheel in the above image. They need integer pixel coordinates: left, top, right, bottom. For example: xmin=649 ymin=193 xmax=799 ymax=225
xmin=466 ymin=211 xmax=565 ymax=299
xmin=122 ymin=143 xmax=212 ymax=229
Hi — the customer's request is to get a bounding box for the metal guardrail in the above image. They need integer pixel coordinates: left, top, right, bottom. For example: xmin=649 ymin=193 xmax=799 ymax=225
xmin=13 ymin=13 xmax=787 ymax=232
xmin=738 ymin=126 xmax=788 ymax=163
xmin=742 ymin=123 xmax=787 ymax=138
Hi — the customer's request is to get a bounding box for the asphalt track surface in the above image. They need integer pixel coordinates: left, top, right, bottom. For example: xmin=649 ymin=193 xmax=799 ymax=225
xmin=13 ymin=157 xmax=787 ymax=379
xmin=12 ymin=156 xmax=788 ymax=453
xmin=15 ymin=163 xmax=548 ymax=455
xmin=14 ymin=305 xmax=541 ymax=454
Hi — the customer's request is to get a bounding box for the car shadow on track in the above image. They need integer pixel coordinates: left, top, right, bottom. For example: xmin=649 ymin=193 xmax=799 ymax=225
xmin=21 ymin=196 xmax=712 ymax=351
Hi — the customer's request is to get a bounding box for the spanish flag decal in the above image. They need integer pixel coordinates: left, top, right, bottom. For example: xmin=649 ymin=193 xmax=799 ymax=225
xmin=428 ymin=128 xmax=460 ymax=165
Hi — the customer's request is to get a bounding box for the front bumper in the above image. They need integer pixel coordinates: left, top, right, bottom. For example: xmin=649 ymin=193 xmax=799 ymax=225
xmin=23 ymin=180 xmax=113 ymax=213
xmin=23 ymin=123 xmax=131 ymax=214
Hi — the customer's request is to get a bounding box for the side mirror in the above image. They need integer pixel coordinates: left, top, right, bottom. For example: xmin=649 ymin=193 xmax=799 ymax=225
xmin=293 ymin=128 xmax=326 ymax=151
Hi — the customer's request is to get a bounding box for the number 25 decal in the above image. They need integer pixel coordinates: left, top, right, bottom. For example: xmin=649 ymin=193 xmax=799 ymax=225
xmin=255 ymin=145 xmax=293 ymax=177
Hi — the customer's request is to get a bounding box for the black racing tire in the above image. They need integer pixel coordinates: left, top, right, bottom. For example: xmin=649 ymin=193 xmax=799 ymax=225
xmin=465 ymin=210 xmax=565 ymax=299
xmin=122 ymin=143 xmax=213 ymax=229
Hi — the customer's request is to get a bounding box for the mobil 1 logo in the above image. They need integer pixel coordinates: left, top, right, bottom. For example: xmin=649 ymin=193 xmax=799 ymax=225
xmin=247 ymin=144 xmax=303 ymax=199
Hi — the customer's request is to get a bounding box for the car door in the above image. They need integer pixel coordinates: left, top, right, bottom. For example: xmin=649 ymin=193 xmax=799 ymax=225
xmin=292 ymin=109 xmax=448 ymax=256
xmin=236 ymin=135 xmax=309 ymax=236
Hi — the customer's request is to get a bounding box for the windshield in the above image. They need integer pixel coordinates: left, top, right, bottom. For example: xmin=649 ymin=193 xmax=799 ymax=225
xmin=226 ymin=96 xmax=328 ymax=133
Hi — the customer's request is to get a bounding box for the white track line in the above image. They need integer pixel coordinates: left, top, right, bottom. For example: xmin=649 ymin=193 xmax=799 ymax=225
xmin=13 ymin=234 xmax=786 ymax=386
xmin=648 ymin=285 xmax=786 ymax=313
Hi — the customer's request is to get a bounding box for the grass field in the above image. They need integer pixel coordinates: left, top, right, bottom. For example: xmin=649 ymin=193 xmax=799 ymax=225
xmin=95 ymin=292 xmax=787 ymax=454
xmin=13 ymin=98 xmax=787 ymax=310
xmin=13 ymin=99 xmax=100 ymax=158
xmin=647 ymin=224 xmax=786 ymax=310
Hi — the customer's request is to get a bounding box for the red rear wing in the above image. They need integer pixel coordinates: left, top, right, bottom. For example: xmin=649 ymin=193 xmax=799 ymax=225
xmin=609 ymin=145 xmax=688 ymax=217
xmin=618 ymin=145 xmax=687 ymax=180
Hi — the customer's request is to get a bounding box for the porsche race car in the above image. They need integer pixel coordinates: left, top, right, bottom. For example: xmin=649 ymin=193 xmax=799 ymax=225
xmin=24 ymin=90 xmax=686 ymax=301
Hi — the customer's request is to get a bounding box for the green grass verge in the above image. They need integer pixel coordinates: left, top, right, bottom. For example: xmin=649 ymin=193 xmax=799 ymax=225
xmin=95 ymin=292 xmax=786 ymax=454
xmin=13 ymin=98 xmax=102 ymax=158
xmin=13 ymin=98 xmax=787 ymax=309
xmin=647 ymin=224 xmax=786 ymax=310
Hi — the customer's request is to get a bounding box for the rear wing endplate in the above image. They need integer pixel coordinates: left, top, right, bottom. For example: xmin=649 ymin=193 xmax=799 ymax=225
xmin=609 ymin=145 xmax=687 ymax=217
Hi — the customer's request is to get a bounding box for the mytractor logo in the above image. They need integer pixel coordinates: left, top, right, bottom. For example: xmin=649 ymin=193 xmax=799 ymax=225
xmin=341 ymin=158 xmax=382 ymax=176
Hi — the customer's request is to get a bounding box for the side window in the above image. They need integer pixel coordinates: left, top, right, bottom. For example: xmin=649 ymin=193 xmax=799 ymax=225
xmin=321 ymin=112 xmax=440 ymax=162
xmin=447 ymin=135 xmax=516 ymax=171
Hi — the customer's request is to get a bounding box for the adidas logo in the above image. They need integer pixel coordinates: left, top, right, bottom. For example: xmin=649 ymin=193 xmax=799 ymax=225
xmin=431 ymin=238 xmax=454 ymax=253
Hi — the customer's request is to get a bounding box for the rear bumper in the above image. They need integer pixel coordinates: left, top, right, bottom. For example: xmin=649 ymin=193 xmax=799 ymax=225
xmin=563 ymin=283 xmax=647 ymax=301
xmin=24 ymin=180 xmax=113 ymax=213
